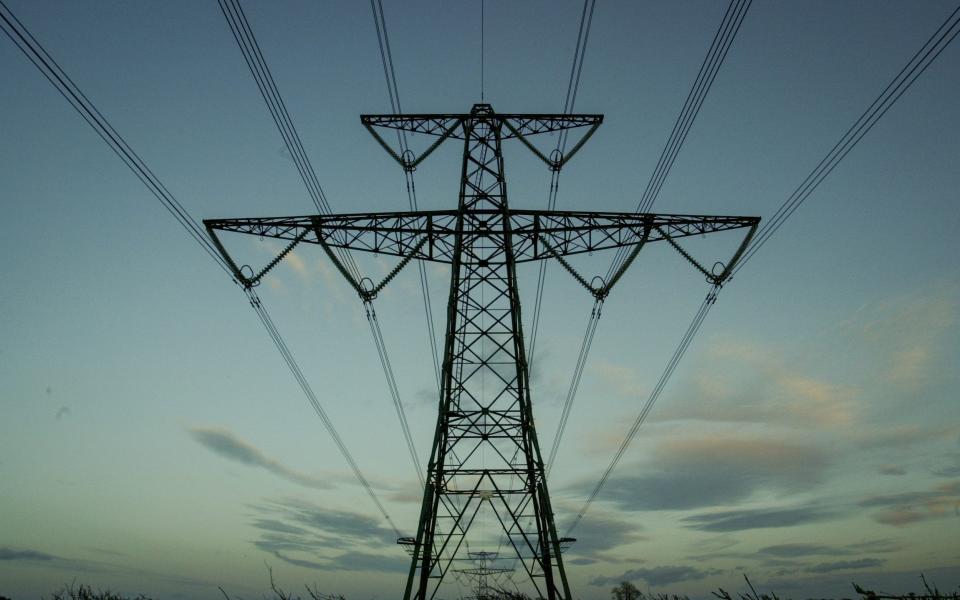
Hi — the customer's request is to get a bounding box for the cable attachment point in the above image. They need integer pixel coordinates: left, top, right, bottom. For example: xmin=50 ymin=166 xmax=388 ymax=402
xmin=589 ymin=275 xmax=608 ymax=301
xmin=238 ymin=265 xmax=259 ymax=289
xmin=709 ymin=261 xmax=728 ymax=286
xmin=401 ymin=149 xmax=417 ymax=172
xmin=359 ymin=277 xmax=377 ymax=302
xmin=549 ymin=148 xmax=564 ymax=172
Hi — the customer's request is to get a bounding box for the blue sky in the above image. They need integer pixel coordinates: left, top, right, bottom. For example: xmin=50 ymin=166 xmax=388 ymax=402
xmin=1 ymin=1 xmax=958 ymax=598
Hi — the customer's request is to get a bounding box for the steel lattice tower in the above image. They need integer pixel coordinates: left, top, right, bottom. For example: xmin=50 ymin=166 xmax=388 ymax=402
xmin=206 ymin=103 xmax=758 ymax=600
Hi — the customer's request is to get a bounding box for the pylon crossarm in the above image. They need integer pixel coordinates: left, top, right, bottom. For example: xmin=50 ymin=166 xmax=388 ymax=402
xmin=362 ymin=114 xmax=465 ymax=137
xmin=364 ymin=117 xmax=465 ymax=170
xmin=499 ymin=114 xmax=602 ymax=138
xmin=204 ymin=210 xmax=758 ymax=267
xmin=360 ymin=111 xmax=601 ymax=140
xmin=501 ymin=118 xmax=602 ymax=171
xmin=204 ymin=211 xmax=459 ymax=263
xmin=512 ymin=211 xmax=759 ymax=262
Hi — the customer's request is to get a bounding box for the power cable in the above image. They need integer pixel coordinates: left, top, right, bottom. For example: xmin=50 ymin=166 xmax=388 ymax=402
xmin=219 ymin=0 xmax=429 ymax=523
xmin=568 ymin=1 xmax=960 ymax=534
xmin=606 ymin=0 xmax=752 ymax=281
xmin=732 ymin=2 xmax=960 ymax=276
xmin=366 ymin=301 xmax=426 ymax=487
xmin=0 ymin=0 xmax=231 ymax=277
xmin=542 ymin=0 xmax=749 ymax=485
xmin=0 ymin=0 xmax=402 ymax=535
xmin=247 ymin=289 xmax=403 ymax=537
xmin=527 ymin=0 xmax=597 ymax=366
xmin=370 ymin=0 xmax=443 ymax=394
xmin=217 ymin=0 xmax=363 ymax=282
xmin=545 ymin=299 xmax=602 ymax=477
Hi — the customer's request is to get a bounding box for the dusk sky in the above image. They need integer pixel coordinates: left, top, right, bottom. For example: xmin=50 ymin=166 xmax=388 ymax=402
xmin=2 ymin=1 xmax=959 ymax=599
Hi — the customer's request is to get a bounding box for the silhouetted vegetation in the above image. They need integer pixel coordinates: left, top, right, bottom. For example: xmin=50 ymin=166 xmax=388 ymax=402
xmin=45 ymin=583 xmax=152 ymax=600
xmin=31 ymin=571 xmax=960 ymax=600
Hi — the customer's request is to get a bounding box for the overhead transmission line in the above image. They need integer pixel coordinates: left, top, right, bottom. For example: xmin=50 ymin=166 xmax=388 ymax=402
xmin=216 ymin=0 xmax=361 ymax=282
xmin=566 ymin=1 xmax=960 ymax=536
xmin=0 ymin=0 xmax=402 ymax=537
xmin=527 ymin=0 xmax=597 ymax=368
xmin=219 ymin=0 xmax=425 ymax=488
xmin=0 ymin=0 xmax=232 ymax=278
xmin=605 ymin=0 xmax=753 ymax=280
xmin=370 ymin=0 xmax=443 ymax=396
xmin=530 ymin=0 xmax=599 ymax=478
xmin=544 ymin=0 xmax=751 ymax=476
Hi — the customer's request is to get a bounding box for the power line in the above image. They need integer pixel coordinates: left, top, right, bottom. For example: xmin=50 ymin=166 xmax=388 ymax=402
xmin=248 ymin=289 xmax=403 ymax=537
xmin=0 ymin=0 xmax=231 ymax=277
xmin=0 ymin=0 xmax=403 ymax=535
xmin=606 ymin=0 xmax=752 ymax=281
xmin=568 ymin=1 xmax=960 ymax=534
xmin=542 ymin=0 xmax=750 ymax=482
xmin=545 ymin=299 xmax=602 ymax=476
xmin=221 ymin=0 xmax=428 ymax=498
xmin=528 ymin=0 xmax=597 ymax=365
xmin=367 ymin=302 xmax=426 ymax=487
xmin=733 ymin=2 xmax=960 ymax=276
xmin=370 ymin=0 xmax=443 ymax=395
xmin=217 ymin=0 xmax=362 ymax=282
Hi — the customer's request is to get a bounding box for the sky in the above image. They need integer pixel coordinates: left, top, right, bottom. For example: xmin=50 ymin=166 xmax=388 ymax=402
xmin=1 ymin=1 xmax=959 ymax=598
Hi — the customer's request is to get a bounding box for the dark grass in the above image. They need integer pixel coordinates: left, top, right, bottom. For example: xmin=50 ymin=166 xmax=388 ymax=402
xmin=17 ymin=572 xmax=959 ymax=600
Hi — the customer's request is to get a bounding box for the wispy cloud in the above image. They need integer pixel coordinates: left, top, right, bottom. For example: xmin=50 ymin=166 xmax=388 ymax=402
xmin=563 ymin=511 xmax=646 ymax=562
xmin=758 ymin=543 xmax=849 ymax=558
xmin=0 ymin=547 xmax=56 ymax=561
xmin=590 ymin=565 xmax=718 ymax=587
xmin=805 ymin=558 xmax=884 ymax=573
xmin=271 ymin=549 xmax=408 ymax=573
xmin=645 ymin=336 xmax=860 ymax=429
xmin=572 ymin=435 xmax=827 ymax=511
xmin=681 ymin=504 xmax=842 ymax=532
xmin=188 ymin=426 xmax=335 ymax=490
xmin=850 ymin=281 xmax=957 ymax=389
xmin=247 ymin=497 xmax=404 ymax=573
xmin=860 ymin=480 xmax=960 ymax=527
xmin=878 ymin=464 xmax=907 ymax=476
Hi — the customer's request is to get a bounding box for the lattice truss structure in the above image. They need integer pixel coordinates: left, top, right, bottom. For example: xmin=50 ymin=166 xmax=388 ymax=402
xmin=206 ymin=104 xmax=759 ymax=600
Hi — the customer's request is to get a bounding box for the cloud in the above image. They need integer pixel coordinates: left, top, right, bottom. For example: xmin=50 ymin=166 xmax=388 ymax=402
xmin=590 ymin=565 xmax=714 ymax=587
xmin=652 ymin=337 xmax=860 ymax=428
xmin=852 ymin=282 xmax=957 ymax=388
xmin=271 ymin=550 xmax=408 ymax=573
xmin=575 ymin=435 xmax=827 ymax=511
xmin=681 ymin=504 xmax=842 ymax=532
xmin=878 ymin=464 xmax=907 ymax=476
xmin=855 ymin=424 xmax=960 ymax=449
xmin=860 ymin=481 xmax=960 ymax=527
xmin=590 ymin=361 xmax=648 ymax=397
xmin=758 ymin=543 xmax=848 ymax=558
xmin=563 ymin=512 xmax=645 ymax=560
xmin=247 ymin=496 xmax=401 ymax=572
xmin=247 ymin=498 xmax=407 ymax=573
xmin=251 ymin=518 xmax=311 ymax=536
xmin=0 ymin=547 xmax=56 ymax=561
xmin=805 ymin=558 xmax=885 ymax=573
xmin=188 ymin=426 xmax=334 ymax=490
xmin=844 ymin=539 xmax=904 ymax=554
xmin=253 ymin=497 xmax=397 ymax=545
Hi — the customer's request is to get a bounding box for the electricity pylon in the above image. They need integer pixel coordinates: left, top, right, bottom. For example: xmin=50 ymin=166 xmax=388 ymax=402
xmin=454 ymin=551 xmax=514 ymax=600
xmin=205 ymin=103 xmax=758 ymax=600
